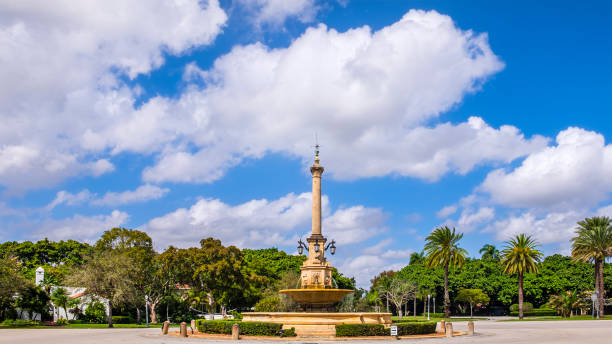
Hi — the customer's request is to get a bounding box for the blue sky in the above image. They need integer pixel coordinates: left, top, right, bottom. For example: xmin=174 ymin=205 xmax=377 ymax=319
xmin=1 ymin=0 xmax=611 ymax=286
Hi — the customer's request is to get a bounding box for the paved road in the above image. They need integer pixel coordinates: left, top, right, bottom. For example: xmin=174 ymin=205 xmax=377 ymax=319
xmin=1 ymin=320 xmax=611 ymax=344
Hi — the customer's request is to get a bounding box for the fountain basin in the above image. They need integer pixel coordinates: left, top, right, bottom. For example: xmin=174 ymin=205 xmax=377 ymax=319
xmin=241 ymin=312 xmax=392 ymax=337
xmin=279 ymin=288 xmax=353 ymax=305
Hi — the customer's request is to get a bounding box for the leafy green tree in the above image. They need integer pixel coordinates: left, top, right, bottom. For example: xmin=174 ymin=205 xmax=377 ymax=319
xmin=68 ymin=250 xmax=136 ymax=327
xmin=386 ymin=277 xmax=417 ymax=318
xmin=95 ymin=227 xmax=155 ymax=323
xmin=455 ymin=289 xmax=490 ymax=317
xmin=409 ymin=251 xmax=425 ymax=265
xmin=371 ymin=271 xmax=396 ymax=313
xmin=50 ymin=287 xmax=69 ymax=320
xmin=571 ymin=216 xmax=612 ymax=318
xmin=479 ymin=244 xmax=500 ymax=260
xmin=548 ymin=290 xmax=587 ymax=317
xmin=501 ymin=234 xmax=543 ymax=319
xmin=424 ymin=226 xmax=467 ymax=318
xmin=0 ymin=256 xmax=29 ymax=320
xmin=16 ymin=285 xmax=50 ymax=320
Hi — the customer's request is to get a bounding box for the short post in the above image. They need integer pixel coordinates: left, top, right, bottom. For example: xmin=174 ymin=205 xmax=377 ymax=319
xmin=440 ymin=319 xmax=445 ymax=333
xmin=445 ymin=323 xmax=453 ymax=338
xmin=161 ymin=321 xmax=169 ymax=335
xmin=232 ymin=323 xmax=240 ymax=340
xmin=191 ymin=319 xmax=197 ymax=334
xmin=468 ymin=321 xmax=474 ymax=336
xmin=180 ymin=322 xmax=187 ymax=337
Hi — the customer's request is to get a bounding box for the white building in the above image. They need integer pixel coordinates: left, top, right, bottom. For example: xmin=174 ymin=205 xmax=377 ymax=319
xmin=49 ymin=286 xmax=110 ymax=322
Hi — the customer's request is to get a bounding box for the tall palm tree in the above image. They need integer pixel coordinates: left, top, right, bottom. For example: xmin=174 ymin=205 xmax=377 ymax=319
xmin=500 ymin=234 xmax=543 ymax=319
xmin=424 ymin=226 xmax=467 ymax=318
xmin=479 ymin=244 xmax=500 ymax=260
xmin=571 ymin=216 xmax=612 ymax=318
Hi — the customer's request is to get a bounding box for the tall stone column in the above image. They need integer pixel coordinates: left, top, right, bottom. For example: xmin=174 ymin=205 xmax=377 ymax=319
xmin=310 ymin=155 xmax=324 ymax=236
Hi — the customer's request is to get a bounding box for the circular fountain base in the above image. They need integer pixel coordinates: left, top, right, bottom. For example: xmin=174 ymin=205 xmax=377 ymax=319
xmin=279 ymin=288 xmax=353 ymax=311
xmin=241 ymin=312 xmax=392 ymax=338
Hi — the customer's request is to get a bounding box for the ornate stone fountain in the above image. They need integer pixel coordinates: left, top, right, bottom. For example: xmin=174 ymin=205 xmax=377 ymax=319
xmin=279 ymin=148 xmax=353 ymax=311
xmin=242 ymin=149 xmax=391 ymax=337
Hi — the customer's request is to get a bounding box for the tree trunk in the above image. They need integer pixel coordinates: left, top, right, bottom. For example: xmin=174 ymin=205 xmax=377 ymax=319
xmin=413 ymin=297 xmax=417 ymax=318
xmin=386 ymin=296 xmax=389 ymax=313
xmin=108 ymin=303 xmax=113 ymax=328
xmin=518 ymin=273 xmax=524 ymax=320
xmin=149 ymin=301 xmax=158 ymax=324
xmin=136 ymin=307 xmax=141 ymax=324
xmin=444 ymin=264 xmax=450 ymax=318
xmin=423 ymin=296 xmax=426 ymax=315
xmin=470 ymin=304 xmax=473 ymax=318
xmin=598 ymin=259 xmax=605 ymax=317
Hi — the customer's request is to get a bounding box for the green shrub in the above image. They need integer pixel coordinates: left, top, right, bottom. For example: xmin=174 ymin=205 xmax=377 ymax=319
xmin=196 ymin=320 xmax=286 ymax=336
xmin=509 ymin=308 xmax=556 ymax=317
xmin=335 ymin=324 xmax=387 ymax=337
xmin=254 ymin=295 xmax=281 ymax=312
xmin=111 ymin=315 xmax=134 ymax=324
xmin=229 ymin=311 xmax=243 ymax=320
xmin=240 ymin=321 xmax=285 ymax=336
xmin=509 ymin=302 xmax=533 ymax=312
xmin=282 ymin=327 xmax=297 ymax=337
xmin=1 ymin=319 xmax=41 ymax=327
xmin=335 ymin=322 xmax=437 ymax=337
xmin=55 ymin=318 xmax=68 ymax=326
xmin=395 ymin=321 xmax=437 ymax=335
xmin=82 ymin=301 xmax=106 ymax=323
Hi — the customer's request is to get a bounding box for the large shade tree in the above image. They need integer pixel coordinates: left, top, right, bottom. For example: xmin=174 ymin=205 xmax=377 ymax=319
xmin=501 ymin=234 xmax=543 ymax=319
xmin=571 ymin=216 xmax=612 ymax=318
xmin=68 ymin=250 xmax=136 ymax=327
xmin=424 ymin=226 xmax=467 ymax=318
xmin=95 ymin=227 xmax=155 ymax=323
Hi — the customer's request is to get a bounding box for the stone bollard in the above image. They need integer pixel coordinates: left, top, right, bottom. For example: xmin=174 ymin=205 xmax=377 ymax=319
xmin=445 ymin=323 xmax=453 ymax=338
xmin=440 ymin=319 xmax=445 ymax=333
xmin=180 ymin=322 xmax=188 ymax=337
xmin=468 ymin=321 xmax=474 ymax=336
xmin=232 ymin=323 xmax=240 ymax=340
xmin=191 ymin=319 xmax=197 ymax=334
xmin=161 ymin=321 xmax=169 ymax=335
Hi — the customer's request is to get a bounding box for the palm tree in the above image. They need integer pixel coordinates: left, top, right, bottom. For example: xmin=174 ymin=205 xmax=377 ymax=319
xmin=424 ymin=226 xmax=467 ymax=318
xmin=479 ymin=244 xmax=500 ymax=260
xmin=50 ymin=287 xmax=69 ymax=320
xmin=500 ymin=234 xmax=543 ymax=319
xmin=571 ymin=216 xmax=612 ymax=318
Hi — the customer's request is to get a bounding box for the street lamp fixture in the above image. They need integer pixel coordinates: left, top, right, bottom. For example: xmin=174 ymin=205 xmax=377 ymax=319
xmin=297 ymin=239 xmax=307 ymax=255
xmin=325 ymin=240 xmax=336 ymax=255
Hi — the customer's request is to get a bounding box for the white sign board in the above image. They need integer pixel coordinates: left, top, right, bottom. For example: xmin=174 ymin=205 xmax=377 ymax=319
xmin=390 ymin=325 xmax=398 ymax=336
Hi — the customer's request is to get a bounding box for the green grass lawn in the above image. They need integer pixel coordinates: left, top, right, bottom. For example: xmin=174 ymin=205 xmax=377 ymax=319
xmin=391 ymin=316 xmax=486 ymax=322
xmin=503 ymin=315 xmax=612 ymax=322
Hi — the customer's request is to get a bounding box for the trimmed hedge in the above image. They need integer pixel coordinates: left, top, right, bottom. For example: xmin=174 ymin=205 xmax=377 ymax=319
xmin=336 ymin=324 xmax=387 ymax=337
xmin=335 ymin=321 xmax=437 ymax=337
xmin=111 ymin=316 xmax=134 ymax=324
xmin=510 ymin=308 xmax=556 ymax=317
xmin=510 ymin=303 xmax=534 ymax=312
xmin=195 ymin=320 xmax=296 ymax=337
xmin=396 ymin=322 xmax=437 ymax=335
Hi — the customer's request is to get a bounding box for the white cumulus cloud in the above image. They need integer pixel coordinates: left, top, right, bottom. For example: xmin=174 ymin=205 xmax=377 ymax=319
xmin=481 ymin=127 xmax=612 ymax=210
xmin=0 ymin=0 xmax=227 ymax=193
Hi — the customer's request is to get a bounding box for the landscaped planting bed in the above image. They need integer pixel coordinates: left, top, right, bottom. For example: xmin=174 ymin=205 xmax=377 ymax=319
xmin=335 ymin=321 xmax=437 ymax=337
xmin=195 ymin=319 xmax=296 ymax=337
